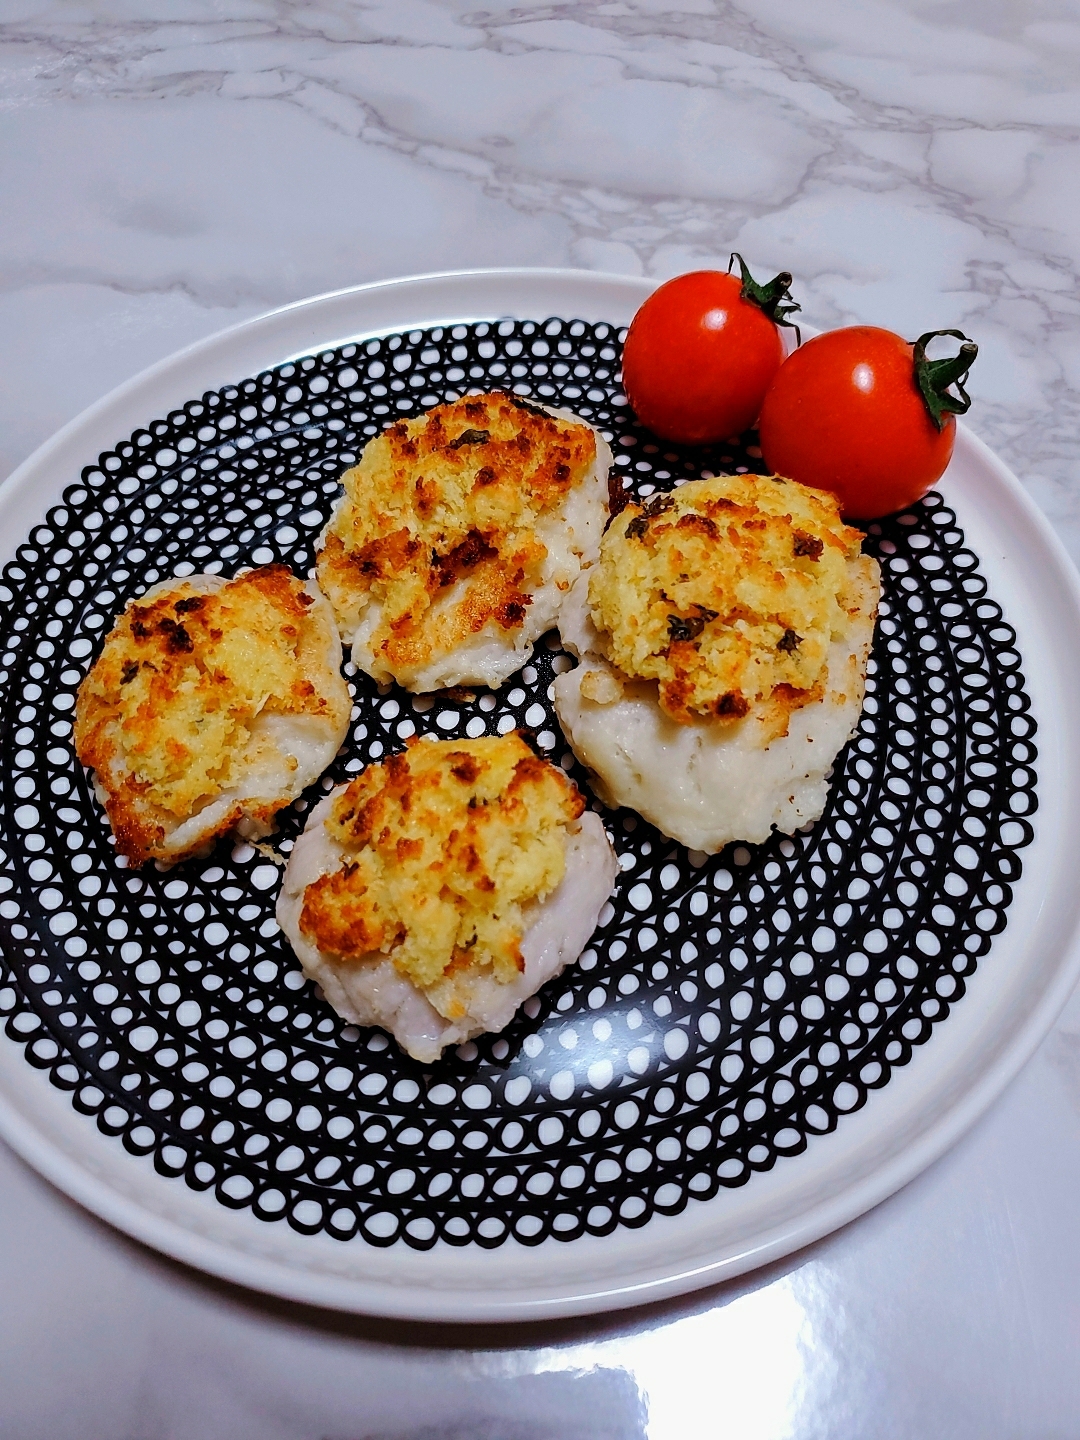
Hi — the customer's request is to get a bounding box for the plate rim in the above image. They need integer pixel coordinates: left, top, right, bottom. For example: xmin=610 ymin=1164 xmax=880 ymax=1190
xmin=1 ymin=266 xmax=1079 ymax=1323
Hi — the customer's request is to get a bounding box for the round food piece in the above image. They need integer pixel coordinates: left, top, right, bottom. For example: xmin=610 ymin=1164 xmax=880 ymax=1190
xmin=758 ymin=325 xmax=976 ymax=518
xmin=315 ymin=393 xmax=612 ymax=692
xmin=620 ymin=264 xmax=797 ymax=444
xmin=276 ymin=734 xmax=617 ymax=1063
xmin=554 ymin=474 xmax=880 ymax=852
xmin=74 ymin=566 xmax=351 ymax=867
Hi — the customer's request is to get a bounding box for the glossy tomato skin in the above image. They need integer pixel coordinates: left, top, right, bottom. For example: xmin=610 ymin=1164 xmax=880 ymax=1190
xmin=622 ymin=270 xmax=785 ymax=445
xmin=757 ymin=325 xmax=955 ymax=520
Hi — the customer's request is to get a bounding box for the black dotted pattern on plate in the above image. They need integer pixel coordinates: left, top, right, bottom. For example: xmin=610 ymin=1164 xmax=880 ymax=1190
xmin=0 ymin=318 xmax=1036 ymax=1250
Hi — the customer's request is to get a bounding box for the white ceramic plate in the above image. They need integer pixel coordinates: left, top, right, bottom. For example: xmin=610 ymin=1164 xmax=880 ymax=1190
xmin=1 ymin=269 xmax=1079 ymax=1323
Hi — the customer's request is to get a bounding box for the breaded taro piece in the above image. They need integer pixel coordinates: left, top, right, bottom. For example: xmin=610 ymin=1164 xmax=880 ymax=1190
xmin=277 ymin=734 xmax=617 ymax=1063
xmin=554 ymin=474 xmax=881 ymax=853
xmin=316 ymin=393 xmax=612 ymax=692
xmin=74 ymin=566 xmax=351 ymax=867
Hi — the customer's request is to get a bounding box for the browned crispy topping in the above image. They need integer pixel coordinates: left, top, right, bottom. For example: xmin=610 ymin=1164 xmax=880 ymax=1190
xmin=494 ymin=595 xmax=532 ymax=628
xmin=793 ymin=530 xmax=824 ymax=560
xmin=588 ymin=473 xmax=864 ymax=725
xmin=73 ymin=566 xmax=349 ymax=866
xmin=449 ymin=753 xmax=481 ymax=784
xmin=716 ymin=691 xmax=750 ymax=719
xmin=433 ymin=529 xmax=497 ymax=588
xmin=299 ymin=735 xmax=584 ymax=1000
xmin=316 ymin=393 xmax=597 ymax=685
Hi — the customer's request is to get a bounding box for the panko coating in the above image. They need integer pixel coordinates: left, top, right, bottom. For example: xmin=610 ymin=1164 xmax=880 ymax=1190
xmin=554 ymin=474 xmax=881 ymax=852
xmin=316 ymin=393 xmax=612 ymax=692
xmin=74 ymin=566 xmax=351 ymax=866
xmin=276 ymin=734 xmax=617 ymax=1062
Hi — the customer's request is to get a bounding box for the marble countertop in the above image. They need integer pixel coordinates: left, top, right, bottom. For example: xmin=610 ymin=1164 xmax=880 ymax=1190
xmin=2 ymin=3 xmax=1080 ymax=1436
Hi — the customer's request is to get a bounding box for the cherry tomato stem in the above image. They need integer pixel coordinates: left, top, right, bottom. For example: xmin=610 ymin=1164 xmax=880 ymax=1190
xmin=912 ymin=330 xmax=978 ymax=429
xmin=729 ymin=253 xmax=802 ymax=342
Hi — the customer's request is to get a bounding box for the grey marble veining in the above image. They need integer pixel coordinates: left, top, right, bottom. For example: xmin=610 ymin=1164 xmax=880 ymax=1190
xmin=2 ymin=4 xmax=1080 ymax=1437
xmin=4 ymin=2 xmax=1080 ymax=553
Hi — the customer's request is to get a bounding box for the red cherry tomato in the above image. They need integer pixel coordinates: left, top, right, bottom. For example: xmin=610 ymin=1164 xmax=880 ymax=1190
xmin=757 ymin=326 xmax=977 ymax=519
xmin=622 ymin=266 xmax=796 ymax=445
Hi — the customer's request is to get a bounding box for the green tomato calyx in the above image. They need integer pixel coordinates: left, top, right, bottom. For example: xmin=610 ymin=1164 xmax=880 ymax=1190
xmin=911 ymin=329 xmax=978 ymax=431
xmin=728 ymin=253 xmax=802 ymax=344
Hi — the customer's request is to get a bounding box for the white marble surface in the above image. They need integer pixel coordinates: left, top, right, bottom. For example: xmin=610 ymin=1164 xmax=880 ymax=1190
xmin=2 ymin=2 xmax=1080 ymax=1435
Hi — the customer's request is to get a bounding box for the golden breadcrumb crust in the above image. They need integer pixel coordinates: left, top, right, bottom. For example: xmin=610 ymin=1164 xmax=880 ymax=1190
xmin=298 ymin=735 xmax=585 ymax=1010
xmin=589 ymin=473 xmax=865 ymax=726
xmin=74 ymin=566 xmax=349 ymax=866
xmin=316 ymin=393 xmax=596 ymax=685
